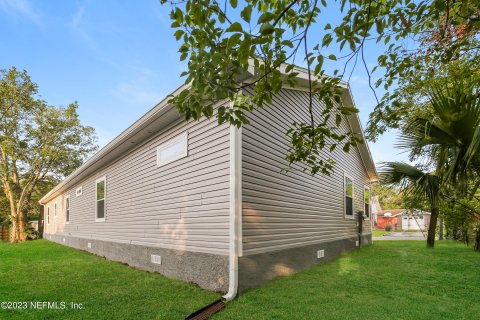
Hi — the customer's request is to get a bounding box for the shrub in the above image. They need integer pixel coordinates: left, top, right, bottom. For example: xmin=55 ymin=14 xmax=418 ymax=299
xmin=25 ymin=226 xmax=39 ymax=240
xmin=385 ymin=225 xmax=392 ymax=232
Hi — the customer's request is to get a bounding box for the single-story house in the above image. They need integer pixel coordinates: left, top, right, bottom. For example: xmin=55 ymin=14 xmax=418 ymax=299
xmin=40 ymin=65 xmax=378 ymax=298
xmin=375 ymin=209 xmax=431 ymax=230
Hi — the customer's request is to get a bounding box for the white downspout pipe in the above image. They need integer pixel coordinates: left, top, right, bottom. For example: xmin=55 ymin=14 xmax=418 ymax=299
xmin=223 ymin=120 xmax=242 ymax=301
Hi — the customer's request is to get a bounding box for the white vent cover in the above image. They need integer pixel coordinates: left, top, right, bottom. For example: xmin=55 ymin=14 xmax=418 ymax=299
xmin=356 ymin=240 xmax=359 ymax=247
xmin=151 ymin=254 xmax=162 ymax=265
xmin=87 ymin=242 xmax=92 ymax=249
xmin=317 ymin=249 xmax=325 ymax=258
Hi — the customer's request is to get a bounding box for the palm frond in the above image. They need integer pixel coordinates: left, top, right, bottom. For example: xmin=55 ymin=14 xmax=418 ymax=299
xmin=380 ymin=162 xmax=440 ymax=204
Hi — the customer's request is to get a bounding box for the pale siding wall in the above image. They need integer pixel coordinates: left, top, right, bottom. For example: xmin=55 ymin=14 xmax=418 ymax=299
xmin=44 ymin=115 xmax=231 ymax=255
xmin=241 ymin=87 xmax=372 ymax=256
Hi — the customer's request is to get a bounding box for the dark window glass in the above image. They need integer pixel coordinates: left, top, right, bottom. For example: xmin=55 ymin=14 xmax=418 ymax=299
xmin=97 ymin=200 xmax=105 ymax=219
xmin=66 ymin=198 xmax=70 ymax=222
xmin=346 ymin=197 xmax=353 ymax=216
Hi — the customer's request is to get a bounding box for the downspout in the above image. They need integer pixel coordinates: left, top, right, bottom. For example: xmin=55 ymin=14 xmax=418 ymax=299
xmin=223 ymin=119 xmax=242 ymax=301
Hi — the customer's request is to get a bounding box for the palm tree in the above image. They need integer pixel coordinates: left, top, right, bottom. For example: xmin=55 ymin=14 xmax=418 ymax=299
xmin=381 ymin=162 xmax=441 ymax=248
xmin=399 ymin=86 xmax=480 ymax=193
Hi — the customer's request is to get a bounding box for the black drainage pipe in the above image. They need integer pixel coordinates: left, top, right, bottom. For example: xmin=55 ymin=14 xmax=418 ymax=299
xmin=185 ymin=299 xmax=225 ymax=320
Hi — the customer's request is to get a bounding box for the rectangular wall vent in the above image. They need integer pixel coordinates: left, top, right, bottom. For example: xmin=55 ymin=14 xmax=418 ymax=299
xmin=356 ymin=240 xmax=359 ymax=247
xmin=317 ymin=249 xmax=325 ymax=258
xmin=151 ymin=254 xmax=162 ymax=265
xmin=62 ymin=237 xmax=65 ymax=243
xmin=87 ymin=242 xmax=92 ymax=249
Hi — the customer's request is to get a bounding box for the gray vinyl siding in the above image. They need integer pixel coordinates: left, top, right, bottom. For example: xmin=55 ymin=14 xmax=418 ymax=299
xmin=241 ymin=87 xmax=372 ymax=256
xmin=44 ymin=115 xmax=231 ymax=255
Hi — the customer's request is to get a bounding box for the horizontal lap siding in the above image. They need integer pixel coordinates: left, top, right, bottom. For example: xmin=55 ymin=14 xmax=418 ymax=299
xmin=242 ymin=87 xmax=371 ymax=256
xmin=44 ymin=115 xmax=230 ymax=255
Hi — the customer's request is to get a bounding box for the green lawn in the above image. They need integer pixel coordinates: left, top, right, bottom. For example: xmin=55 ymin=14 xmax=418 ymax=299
xmin=372 ymin=230 xmax=390 ymax=237
xmin=1 ymin=240 xmax=479 ymax=320
xmin=215 ymin=241 xmax=480 ymax=320
xmin=0 ymin=240 xmax=220 ymax=320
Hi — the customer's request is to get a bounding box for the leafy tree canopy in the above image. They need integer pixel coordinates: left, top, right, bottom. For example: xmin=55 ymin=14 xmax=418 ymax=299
xmin=0 ymin=67 xmax=97 ymax=242
xmin=160 ymin=0 xmax=479 ymax=174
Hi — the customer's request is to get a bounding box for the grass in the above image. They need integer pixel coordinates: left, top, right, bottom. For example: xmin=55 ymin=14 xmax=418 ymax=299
xmin=1 ymin=240 xmax=479 ymax=320
xmin=372 ymin=230 xmax=390 ymax=237
xmin=0 ymin=240 xmax=220 ymax=320
xmin=214 ymin=241 xmax=480 ymax=320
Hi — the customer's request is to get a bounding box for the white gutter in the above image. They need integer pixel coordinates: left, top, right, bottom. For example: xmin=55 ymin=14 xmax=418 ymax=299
xmin=223 ymin=111 xmax=242 ymax=301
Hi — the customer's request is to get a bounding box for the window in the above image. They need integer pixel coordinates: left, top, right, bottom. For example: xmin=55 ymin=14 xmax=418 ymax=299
xmin=156 ymin=132 xmax=188 ymax=167
xmin=76 ymin=186 xmax=83 ymax=197
xmin=96 ymin=176 xmax=106 ymax=222
xmin=345 ymin=175 xmax=354 ymax=217
xmin=65 ymin=195 xmax=70 ymax=223
xmin=47 ymin=207 xmax=50 ymax=224
xmin=54 ymin=202 xmax=57 ymax=217
xmin=364 ymin=186 xmax=371 ymax=219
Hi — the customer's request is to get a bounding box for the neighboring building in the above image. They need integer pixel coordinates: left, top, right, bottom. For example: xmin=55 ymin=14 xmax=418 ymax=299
xmin=371 ymin=195 xmax=382 ymax=226
xmin=376 ymin=209 xmax=431 ymax=230
xmin=40 ymin=66 xmax=378 ymax=296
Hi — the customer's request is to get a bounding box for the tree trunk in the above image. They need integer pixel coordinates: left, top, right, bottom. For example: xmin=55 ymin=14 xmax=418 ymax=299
xmin=474 ymin=227 xmax=480 ymax=252
xmin=7 ymin=199 xmax=27 ymax=243
xmin=438 ymin=216 xmax=444 ymax=240
xmin=427 ymin=207 xmax=439 ymax=248
xmin=18 ymin=214 xmax=26 ymax=242
xmin=9 ymin=215 xmax=19 ymax=243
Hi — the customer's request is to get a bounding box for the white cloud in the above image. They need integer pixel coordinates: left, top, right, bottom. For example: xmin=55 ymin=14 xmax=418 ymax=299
xmin=0 ymin=0 xmax=42 ymax=24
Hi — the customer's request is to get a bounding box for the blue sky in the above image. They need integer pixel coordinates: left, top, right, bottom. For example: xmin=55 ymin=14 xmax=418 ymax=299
xmin=0 ymin=0 xmax=405 ymax=164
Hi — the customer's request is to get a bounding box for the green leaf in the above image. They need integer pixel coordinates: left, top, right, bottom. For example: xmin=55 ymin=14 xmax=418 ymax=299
xmin=317 ymin=55 xmax=324 ymax=69
xmin=328 ymin=54 xmax=337 ymax=61
xmin=336 ymin=114 xmax=341 ymax=126
xmin=322 ymin=34 xmax=332 ymax=47
xmin=281 ymin=40 xmax=294 ymax=48
xmin=230 ymin=0 xmax=238 ymax=9
xmin=241 ymin=5 xmax=252 ymax=23
xmin=259 ymin=23 xmax=274 ymax=35
xmin=226 ymin=22 xmax=243 ymax=33
xmin=174 ymin=30 xmax=184 ymax=41
xmin=258 ymin=12 xmax=275 ymax=24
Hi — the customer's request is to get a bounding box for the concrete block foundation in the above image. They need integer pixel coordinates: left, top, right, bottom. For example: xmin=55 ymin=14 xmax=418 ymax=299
xmin=44 ymin=234 xmax=229 ymax=292
xmin=238 ymin=234 xmax=372 ymax=292
xmin=45 ymin=233 xmax=371 ymax=294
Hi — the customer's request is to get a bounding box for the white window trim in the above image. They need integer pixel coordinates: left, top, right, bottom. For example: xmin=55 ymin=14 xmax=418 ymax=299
xmin=76 ymin=186 xmax=83 ymax=197
xmin=54 ymin=202 xmax=57 ymax=218
xmin=344 ymin=173 xmax=355 ymax=220
xmin=364 ymin=185 xmax=371 ymax=220
xmin=95 ymin=176 xmax=106 ymax=223
xmin=156 ymin=132 xmax=188 ymax=167
xmin=65 ymin=194 xmax=71 ymax=224
xmin=47 ymin=206 xmax=50 ymax=225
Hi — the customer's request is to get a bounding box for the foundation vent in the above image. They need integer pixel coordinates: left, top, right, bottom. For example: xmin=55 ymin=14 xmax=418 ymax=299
xmin=317 ymin=249 xmax=325 ymax=259
xmin=87 ymin=242 xmax=92 ymax=249
xmin=151 ymin=254 xmax=162 ymax=265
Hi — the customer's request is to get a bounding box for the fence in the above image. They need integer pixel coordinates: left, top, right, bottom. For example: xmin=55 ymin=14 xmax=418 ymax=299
xmin=0 ymin=226 xmax=9 ymax=242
